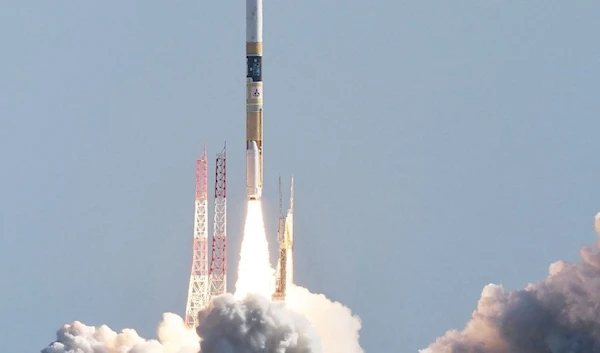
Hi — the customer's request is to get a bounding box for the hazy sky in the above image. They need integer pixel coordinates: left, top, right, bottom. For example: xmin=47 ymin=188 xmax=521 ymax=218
xmin=1 ymin=2 xmax=599 ymax=352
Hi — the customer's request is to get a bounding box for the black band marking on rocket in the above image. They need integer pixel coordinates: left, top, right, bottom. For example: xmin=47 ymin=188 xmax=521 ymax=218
xmin=247 ymin=56 xmax=262 ymax=82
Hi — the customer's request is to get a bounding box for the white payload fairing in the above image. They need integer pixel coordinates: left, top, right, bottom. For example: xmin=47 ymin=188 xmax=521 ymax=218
xmin=245 ymin=0 xmax=264 ymax=200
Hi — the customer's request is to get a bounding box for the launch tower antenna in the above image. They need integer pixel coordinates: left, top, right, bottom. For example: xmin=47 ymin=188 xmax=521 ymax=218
xmin=185 ymin=146 xmax=210 ymax=328
xmin=279 ymin=176 xmax=283 ymax=219
xmin=289 ymin=175 xmax=294 ymax=215
xmin=287 ymin=175 xmax=294 ymax=285
xmin=209 ymin=143 xmax=227 ymax=299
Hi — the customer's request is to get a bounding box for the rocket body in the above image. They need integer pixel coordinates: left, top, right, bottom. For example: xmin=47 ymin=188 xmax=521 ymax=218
xmin=245 ymin=0 xmax=263 ymax=200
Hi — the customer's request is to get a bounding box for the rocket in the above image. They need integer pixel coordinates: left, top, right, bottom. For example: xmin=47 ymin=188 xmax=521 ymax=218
xmin=245 ymin=0 xmax=263 ymax=201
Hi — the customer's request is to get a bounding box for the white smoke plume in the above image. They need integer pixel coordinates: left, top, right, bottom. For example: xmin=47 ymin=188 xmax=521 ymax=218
xmin=196 ymin=293 xmax=322 ymax=353
xmin=41 ymin=197 xmax=364 ymax=353
xmin=41 ymin=289 xmax=363 ymax=353
xmin=42 ymin=313 xmax=199 ymax=353
xmin=421 ymin=212 xmax=600 ymax=353
xmin=195 ymin=287 xmax=363 ymax=353
xmin=286 ymin=285 xmax=363 ymax=353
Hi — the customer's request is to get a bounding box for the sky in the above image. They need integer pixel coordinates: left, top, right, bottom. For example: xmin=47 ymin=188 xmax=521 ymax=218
xmin=1 ymin=1 xmax=599 ymax=352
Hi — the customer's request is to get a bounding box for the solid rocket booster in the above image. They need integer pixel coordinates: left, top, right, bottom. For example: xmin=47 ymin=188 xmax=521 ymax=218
xmin=246 ymin=0 xmax=263 ymax=200
xmin=246 ymin=141 xmax=260 ymax=198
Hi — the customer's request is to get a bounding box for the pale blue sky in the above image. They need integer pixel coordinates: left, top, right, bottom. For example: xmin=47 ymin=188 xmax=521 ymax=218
xmin=1 ymin=1 xmax=599 ymax=352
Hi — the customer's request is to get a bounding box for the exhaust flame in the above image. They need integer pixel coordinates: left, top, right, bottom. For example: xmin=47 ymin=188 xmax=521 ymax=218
xmin=234 ymin=200 xmax=275 ymax=300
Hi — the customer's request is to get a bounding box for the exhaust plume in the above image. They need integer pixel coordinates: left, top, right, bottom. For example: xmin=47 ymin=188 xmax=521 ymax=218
xmin=286 ymin=285 xmax=363 ymax=353
xmin=235 ymin=200 xmax=275 ymax=300
xmin=421 ymin=212 xmax=600 ymax=353
xmin=41 ymin=199 xmax=364 ymax=353
xmin=41 ymin=289 xmax=363 ymax=353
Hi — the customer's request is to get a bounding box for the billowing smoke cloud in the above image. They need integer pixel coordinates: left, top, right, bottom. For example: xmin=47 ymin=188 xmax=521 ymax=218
xmin=286 ymin=285 xmax=363 ymax=353
xmin=195 ymin=288 xmax=363 ymax=353
xmin=41 ymin=289 xmax=363 ymax=353
xmin=421 ymin=212 xmax=600 ymax=353
xmin=196 ymin=293 xmax=322 ymax=353
xmin=42 ymin=312 xmax=199 ymax=353
xmin=41 ymin=197 xmax=364 ymax=353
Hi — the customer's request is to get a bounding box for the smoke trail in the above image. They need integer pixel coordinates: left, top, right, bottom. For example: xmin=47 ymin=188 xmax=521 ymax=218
xmin=234 ymin=200 xmax=275 ymax=300
xmin=421 ymin=212 xmax=600 ymax=353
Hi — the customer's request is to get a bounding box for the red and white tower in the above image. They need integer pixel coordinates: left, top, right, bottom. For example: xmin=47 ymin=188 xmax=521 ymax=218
xmin=185 ymin=147 xmax=210 ymax=328
xmin=209 ymin=144 xmax=227 ymax=298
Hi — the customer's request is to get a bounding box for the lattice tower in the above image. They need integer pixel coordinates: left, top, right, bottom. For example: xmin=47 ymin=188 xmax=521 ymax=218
xmin=285 ymin=176 xmax=294 ymax=286
xmin=273 ymin=176 xmax=288 ymax=301
xmin=184 ymin=148 xmax=210 ymax=328
xmin=209 ymin=144 xmax=227 ymax=299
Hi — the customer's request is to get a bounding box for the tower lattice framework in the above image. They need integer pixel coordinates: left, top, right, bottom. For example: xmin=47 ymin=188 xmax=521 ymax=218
xmin=209 ymin=144 xmax=227 ymax=299
xmin=185 ymin=148 xmax=210 ymax=328
xmin=273 ymin=176 xmax=294 ymax=301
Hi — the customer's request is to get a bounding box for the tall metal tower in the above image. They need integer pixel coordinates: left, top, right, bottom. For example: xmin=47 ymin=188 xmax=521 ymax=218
xmin=273 ymin=177 xmax=287 ymax=301
xmin=273 ymin=176 xmax=294 ymax=302
xmin=209 ymin=144 xmax=227 ymax=299
xmin=185 ymin=148 xmax=210 ymax=328
xmin=285 ymin=176 xmax=294 ymax=286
